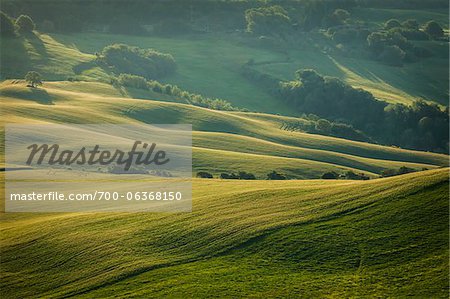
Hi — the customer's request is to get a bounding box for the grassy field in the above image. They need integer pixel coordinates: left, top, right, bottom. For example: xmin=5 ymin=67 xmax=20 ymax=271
xmin=0 ymin=168 xmax=448 ymax=297
xmin=1 ymin=17 xmax=448 ymax=114
xmin=1 ymin=80 xmax=447 ymax=179
xmin=0 ymin=4 xmax=448 ymax=297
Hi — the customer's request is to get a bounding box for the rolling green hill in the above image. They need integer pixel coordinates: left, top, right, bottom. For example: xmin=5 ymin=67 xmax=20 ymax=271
xmin=1 ymin=168 xmax=448 ymax=298
xmin=1 ymin=80 xmax=448 ymax=179
xmin=1 ymin=21 xmax=448 ymax=114
xmin=0 ymin=4 xmax=448 ymax=297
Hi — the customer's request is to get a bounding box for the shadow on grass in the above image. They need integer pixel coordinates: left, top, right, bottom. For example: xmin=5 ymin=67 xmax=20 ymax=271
xmin=0 ymin=36 xmax=31 ymax=79
xmin=25 ymin=32 xmax=48 ymax=60
xmin=1 ymin=86 xmax=54 ymax=105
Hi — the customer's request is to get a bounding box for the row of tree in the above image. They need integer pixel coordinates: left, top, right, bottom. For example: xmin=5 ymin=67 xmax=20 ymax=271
xmin=241 ymin=66 xmax=448 ymax=153
xmin=321 ymin=170 xmax=369 ymax=180
xmin=196 ymin=170 xmax=287 ymax=180
xmin=278 ymin=69 xmax=449 ymax=153
xmin=0 ymin=11 xmax=35 ymax=36
xmin=98 ymin=44 xmax=176 ymax=80
xmin=113 ymin=73 xmax=239 ymax=111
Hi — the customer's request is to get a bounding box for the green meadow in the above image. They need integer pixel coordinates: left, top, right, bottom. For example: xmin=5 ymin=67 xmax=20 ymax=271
xmin=0 ymin=169 xmax=448 ymax=298
xmin=0 ymin=0 xmax=449 ymax=298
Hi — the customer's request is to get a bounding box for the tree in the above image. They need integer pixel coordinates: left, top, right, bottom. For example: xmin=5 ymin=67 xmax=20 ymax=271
xmin=424 ymin=20 xmax=443 ymax=38
xmin=315 ymin=119 xmax=332 ymax=133
xmin=0 ymin=11 xmax=16 ymax=36
xmin=15 ymin=15 xmax=35 ymax=33
xmin=332 ymin=9 xmax=350 ymax=24
xmin=295 ymin=69 xmax=324 ymax=86
xmin=321 ymin=171 xmax=338 ymax=179
xmin=379 ymin=45 xmax=405 ymax=66
xmin=384 ymin=19 xmax=401 ymax=30
xmin=267 ymin=170 xmax=286 ymax=180
xmin=196 ymin=171 xmax=213 ymax=178
xmin=367 ymin=32 xmax=386 ymax=54
xmin=245 ymin=6 xmax=291 ymax=36
xmin=238 ymin=171 xmax=256 ymax=180
xmin=25 ymin=71 xmax=42 ymax=87
xmin=402 ymin=19 xmax=419 ymax=30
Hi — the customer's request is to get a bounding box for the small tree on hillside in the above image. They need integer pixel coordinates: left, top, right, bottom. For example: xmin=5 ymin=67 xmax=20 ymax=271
xmin=16 ymin=15 xmax=35 ymax=33
xmin=424 ymin=20 xmax=443 ymax=38
xmin=0 ymin=11 xmax=16 ymax=36
xmin=25 ymin=71 xmax=42 ymax=88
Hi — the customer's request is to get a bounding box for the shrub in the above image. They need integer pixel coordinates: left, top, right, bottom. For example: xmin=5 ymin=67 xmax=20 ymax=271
xmin=315 ymin=119 xmax=332 ymax=133
xmin=384 ymin=19 xmax=401 ymax=30
xmin=0 ymin=11 xmax=16 ymax=37
xmin=390 ymin=27 xmax=429 ymax=40
xmin=424 ymin=20 xmax=444 ymax=38
xmin=15 ymin=15 xmax=35 ymax=33
xmin=118 ymin=74 xmax=148 ymax=89
xmin=381 ymin=166 xmax=416 ymax=177
xmin=367 ymin=32 xmax=387 ymax=54
xmin=321 ymin=171 xmax=338 ymax=179
xmin=345 ymin=171 xmax=369 ymax=180
xmin=101 ymin=44 xmax=176 ymax=79
xmin=402 ymin=19 xmax=419 ymax=30
xmin=267 ymin=170 xmax=286 ymax=180
xmin=196 ymin=171 xmax=213 ymax=178
xmin=245 ymin=5 xmax=291 ymax=36
xmin=278 ymin=68 xmax=449 ymax=153
xmin=332 ymin=28 xmax=359 ymax=43
xmin=332 ymin=9 xmax=350 ymax=23
xmin=25 ymin=71 xmax=42 ymax=87
xmin=220 ymin=173 xmax=240 ymax=179
xmin=238 ymin=171 xmax=256 ymax=180
xmin=379 ymin=45 xmax=405 ymax=66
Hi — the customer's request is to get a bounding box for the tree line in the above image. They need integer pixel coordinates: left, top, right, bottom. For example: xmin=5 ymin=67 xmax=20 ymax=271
xmin=241 ymin=66 xmax=449 ymax=153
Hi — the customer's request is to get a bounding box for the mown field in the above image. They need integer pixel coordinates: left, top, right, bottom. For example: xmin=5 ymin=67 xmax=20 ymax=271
xmin=0 ymin=169 xmax=448 ymax=298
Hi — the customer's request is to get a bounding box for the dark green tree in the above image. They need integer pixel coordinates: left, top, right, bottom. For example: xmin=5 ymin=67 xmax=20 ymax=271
xmin=402 ymin=19 xmax=419 ymax=30
xmin=15 ymin=15 xmax=35 ymax=33
xmin=267 ymin=170 xmax=286 ymax=180
xmin=25 ymin=71 xmax=42 ymax=87
xmin=245 ymin=6 xmax=291 ymax=36
xmin=384 ymin=19 xmax=401 ymax=30
xmin=321 ymin=171 xmax=338 ymax=179
xmin=424 ymin=20 xmax=443 ymax=38
xmin=379 ymin=45 xmax=405 ymax=66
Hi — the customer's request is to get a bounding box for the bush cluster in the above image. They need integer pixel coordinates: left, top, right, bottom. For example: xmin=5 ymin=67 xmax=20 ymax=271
xmin=380 ymin=166 xmax=418 ymax=178
xmin=278 ymin=69 xmax=449 ymax=153
xmin=114 ymin=73 xmax=239 ymax=111
xmin=321 ymin=171 xmax=369 ymax=180
xmin=99 ymin=44 xmax=176 ymax=80
xmin=220 ymin=171 xmax=256 ymax=180
xmin=0 ymin=11 xmax=36 ymax=37
xmin=282 ymin=116 xmax=371 ymax=143
xmin=245 ymin=5 xmax=292 ymax=36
